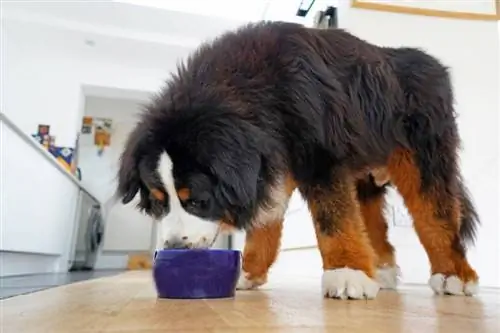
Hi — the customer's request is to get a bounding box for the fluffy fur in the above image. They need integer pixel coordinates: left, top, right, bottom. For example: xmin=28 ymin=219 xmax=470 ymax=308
xmin=117 ymin=21 xmax=480 ymax=299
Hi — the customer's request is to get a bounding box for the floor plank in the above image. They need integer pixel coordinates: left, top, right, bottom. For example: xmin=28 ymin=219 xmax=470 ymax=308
xmin=2 ymin=251 xmax=499 ymax=333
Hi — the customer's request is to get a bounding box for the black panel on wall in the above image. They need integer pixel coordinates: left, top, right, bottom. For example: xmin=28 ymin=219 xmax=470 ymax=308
xmin=324 ymin=6 xmax=338 ymax=28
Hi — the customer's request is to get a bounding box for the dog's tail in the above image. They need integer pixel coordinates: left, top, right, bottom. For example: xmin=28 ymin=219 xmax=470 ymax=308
xmin=457 ymin=179 xmax=480 ymax=248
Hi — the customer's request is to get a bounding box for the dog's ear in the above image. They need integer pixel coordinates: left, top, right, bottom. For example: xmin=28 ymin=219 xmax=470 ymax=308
xmin=117 ymin=121 xmax=151 ymax=205
xmin=117 ymin=118 xmax=169 ymax=218
xmin=137 ymin=155 xmax=169 ymax=218
xmin=191 ymin=117 xmax=262 ymax=211
xmin=211 ymin=148 xmax=261 ymax=208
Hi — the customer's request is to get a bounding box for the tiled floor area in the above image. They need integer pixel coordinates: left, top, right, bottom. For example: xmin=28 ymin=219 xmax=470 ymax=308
xmin=0 ymin=270 xmax=122 ymax=299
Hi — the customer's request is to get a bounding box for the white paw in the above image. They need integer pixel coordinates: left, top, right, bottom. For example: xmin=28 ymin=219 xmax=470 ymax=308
xmin=376 ymin=265 xmax=401 ymax=289
xmin=322 ymin=268 xmax=380 ymax=300
xmin=236 ymin=271 xmax=266 ymax=290
xmin=429 ymin=274 xmax=478 ymax=296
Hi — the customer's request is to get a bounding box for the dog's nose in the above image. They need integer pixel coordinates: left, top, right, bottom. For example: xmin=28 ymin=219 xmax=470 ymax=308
xmin=164 ymin=237 xmax=191 ymax=249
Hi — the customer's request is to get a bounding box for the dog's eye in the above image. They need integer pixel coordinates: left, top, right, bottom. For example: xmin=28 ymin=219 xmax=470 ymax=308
xmin=186 ymin=198 xmax=208 ymax=210
xmin=186 ymin=199 xmax=201 ymax=208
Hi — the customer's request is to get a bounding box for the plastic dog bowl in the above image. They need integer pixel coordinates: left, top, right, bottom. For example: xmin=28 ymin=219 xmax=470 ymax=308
xmin=152 ymin=249 xmax=241 ymax=299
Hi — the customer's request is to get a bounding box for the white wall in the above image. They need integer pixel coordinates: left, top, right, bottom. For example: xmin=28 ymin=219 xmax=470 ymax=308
xmin=77 ymin=96 xmax=156 ymax=254
xmin=79 ymin=97 xmax=144 ymax=203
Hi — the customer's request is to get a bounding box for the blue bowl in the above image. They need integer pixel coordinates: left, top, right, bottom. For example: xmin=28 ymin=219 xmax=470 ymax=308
xmin=153 ymin=249 xmax=241 ymax=299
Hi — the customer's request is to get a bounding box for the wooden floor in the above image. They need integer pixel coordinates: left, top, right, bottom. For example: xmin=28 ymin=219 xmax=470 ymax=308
xmin=2 ymin=252 xmax=499 ymax=333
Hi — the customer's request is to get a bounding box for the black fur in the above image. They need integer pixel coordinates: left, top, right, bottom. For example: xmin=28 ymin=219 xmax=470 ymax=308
xmin=117 ymin=21 xmax=479 ymax=246
xmin=457 ymin=178 xmax=480 ymax=247
xmin=356 ymin=175 xmax=389 ymax=204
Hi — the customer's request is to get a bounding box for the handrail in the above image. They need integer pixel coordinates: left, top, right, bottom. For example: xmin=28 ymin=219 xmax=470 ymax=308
xmin=0 ymin=112 xmax=101 ymax=205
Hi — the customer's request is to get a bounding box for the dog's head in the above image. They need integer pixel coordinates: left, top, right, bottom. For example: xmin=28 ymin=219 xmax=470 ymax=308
xmin=117 ymin=104 xmax=269 ymax=249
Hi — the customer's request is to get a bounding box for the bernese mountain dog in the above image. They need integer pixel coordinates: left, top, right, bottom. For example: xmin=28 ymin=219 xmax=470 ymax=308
xmin=116 ymin=21 xmax=480 ymax=300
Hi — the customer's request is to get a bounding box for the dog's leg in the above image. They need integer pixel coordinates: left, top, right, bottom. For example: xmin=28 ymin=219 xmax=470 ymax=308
xmin=237 ymin=174 xmax=297 ymax=290
xmin=236 ymin=221 xmax=283 ymax=290
xmin=303 ymin=174 xmax=380 ymax=300
xmin=357 ymin=176 xmax=399 ymax=289
xmin=387 ymin=148 xmax=478 ymax=296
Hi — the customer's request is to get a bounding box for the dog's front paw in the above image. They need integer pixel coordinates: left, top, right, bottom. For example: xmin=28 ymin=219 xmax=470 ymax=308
xmin=429 ymin=274 xmax=478 ymax=296
xmin=236 ymin=271 xmax=267 ymax=290
xmin=322 ymin=268 xmax=380 ymax=300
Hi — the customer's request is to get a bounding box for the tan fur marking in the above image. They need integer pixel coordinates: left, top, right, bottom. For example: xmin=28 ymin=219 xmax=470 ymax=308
xmin=284 ymin=174 xmax=298 ymax=195
xmin=360 ymin=194 xmax=395 ymax=267
xmin=242 ymin=221 xmax=284 ymax=283
xmin=177 ymin=188 xmax=190 ymax=202
xmin=387 ymin=148 xmax=477 ymax=282
xmin=150 ymin=189 xmax=165 ymax=201
xmin=218 ymin=221 xmax=235 ymax=233
xmin=371 ymin=167 xmax=391 ymax=186
xmin=241 ymin=172 xmax=297 ymax=283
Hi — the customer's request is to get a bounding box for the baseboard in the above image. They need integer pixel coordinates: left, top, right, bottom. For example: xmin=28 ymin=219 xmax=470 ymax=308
xmin=0 ymin=251 xmax=60 ymax=277
xmin=281 ymin=245 xmax=317 ymax=252
xmin=93 ymin=252 xmax=130 ymax=270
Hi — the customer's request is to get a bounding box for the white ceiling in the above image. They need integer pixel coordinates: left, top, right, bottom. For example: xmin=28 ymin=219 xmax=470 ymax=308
xmin=3 ymin=18 xmax=193 ymax=70
xmin=1 ymin=0 xmax=336 ymax=70
xmin=1 ymin=0 xmax=256 ymax=74
xmin=1 ymin=0 xmax=248 ymax=49
xmin=1 ymin=0 xmax=336 ymax=49
xmin=1 ymin=0 xmax=338 ymax=103
xmin=116 ymin=0 xmax=276 ymax=22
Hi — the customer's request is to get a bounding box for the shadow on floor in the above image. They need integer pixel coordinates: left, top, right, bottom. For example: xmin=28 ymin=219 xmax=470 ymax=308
xmin=0 ymin=270 xmax=123 ymax=299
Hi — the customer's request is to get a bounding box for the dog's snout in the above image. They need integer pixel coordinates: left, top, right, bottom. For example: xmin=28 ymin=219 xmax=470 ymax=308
xmin=164 ymin=237 xmax=191 ymax=249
